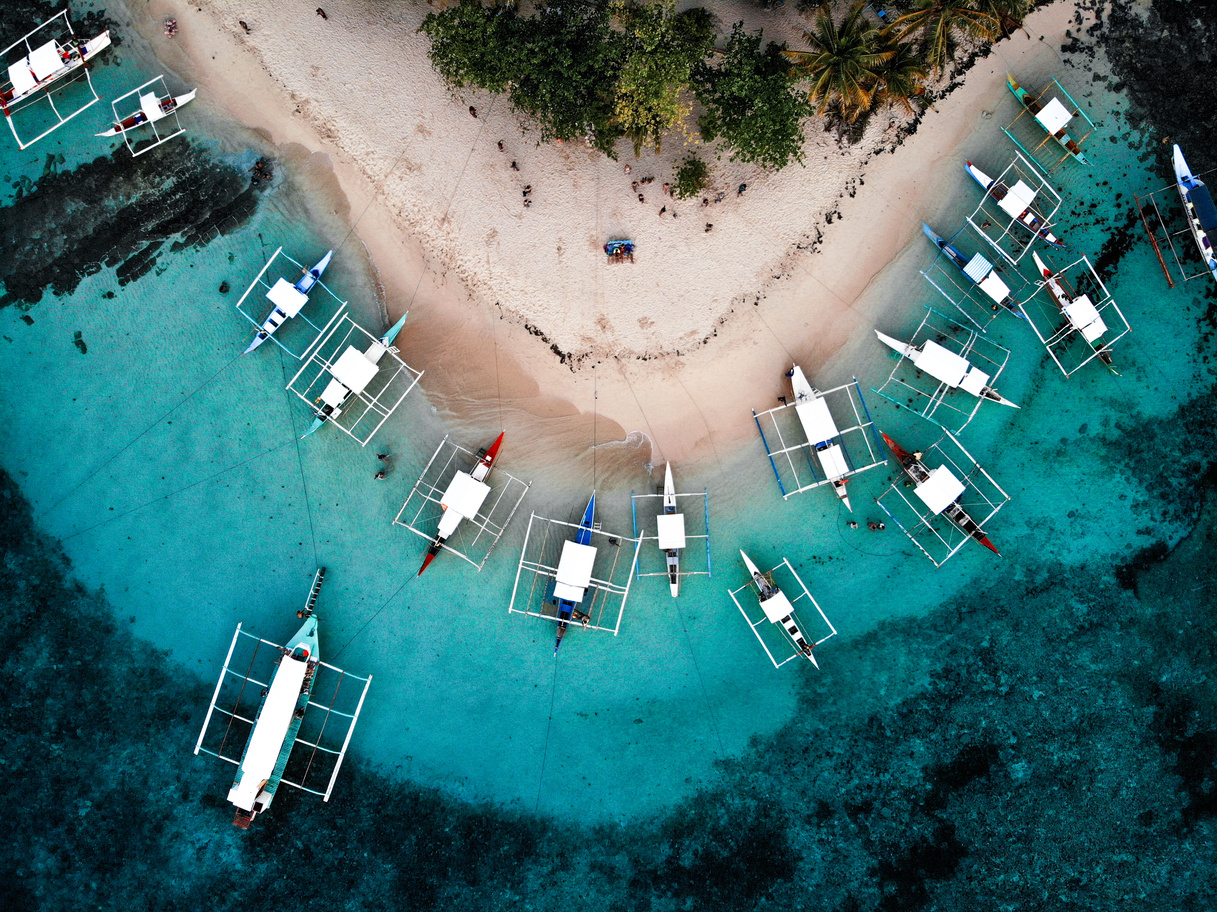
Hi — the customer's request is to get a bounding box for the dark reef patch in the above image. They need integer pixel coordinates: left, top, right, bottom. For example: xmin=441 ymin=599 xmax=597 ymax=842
xmin=3 ymin=385 xmax=1217 ymax=910
xmin=0 ymin=142 xmax=258 ymax=309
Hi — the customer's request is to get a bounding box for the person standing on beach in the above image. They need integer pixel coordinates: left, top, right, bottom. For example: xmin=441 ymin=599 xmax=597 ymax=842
xmin=737 ymin=183 xmax=747 ymax=196
xmin=469 ymin=106 xmax=477 ymax=118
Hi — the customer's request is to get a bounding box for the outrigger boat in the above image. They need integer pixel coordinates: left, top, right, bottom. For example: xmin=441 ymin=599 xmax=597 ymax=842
xmin=301 ymin=312 xmax=408 ymax=437
xmin=921 ymin=222 xmax=1022 ymax=317
xmin=881 ymin=433 xmax=999 ymax=555
xmin=417 ymin=432 xmax=505 ymax=575
xmin=1006 ymin=74 xmax=1090 ymax=166
xmin=244 ymin=250 xmax=333 ymax=354
xmin=874 ymin=329 xmax=1019 ymax=408
xmin=553 ymin=493 xmax=596 ymax=655
xmin=1 ymin=22 xmax=111 ymax=119
xmin=965 ymin=161 xmax=1064 ymax=249
xmin=790 ymin=366 xmax=853 ymax=512
xmin=1172 ymin=144 xmax=1217 ymax=282
xmin=226 ymin=570 xmax=325 ymax=829
xmin=1031 ymin=252 xmax=1119 ymax=373
xmin=739 ymin=550 xmax=818 ymax=668
xmin=659 ymin=464 xmax=683 ymax=597
xmin=96 ymin=86 xmax=195 ymax=137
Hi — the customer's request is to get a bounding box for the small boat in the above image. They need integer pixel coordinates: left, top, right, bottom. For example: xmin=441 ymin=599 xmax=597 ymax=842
xmin=660 ymin=464 xmax=683 ymax=597
xmin=874 ymin=329 xmax=1019 ymax=408
xmin=1172 ymin=144 xmax=1217 ymax=282
xmin=554 ymin=493 xmax=596 ymax=655
xmin=227 ymin=570 xmax=325 ymax=829
xmin=1 ymin=29 xmax=111 ymax=110
xmin=880 ymin=433 xmax=999 ymax=555
xmin=1031 ymin=252 xmax=1119 ymax=373
xmin=301 ymin=311 xmax=408 ymax=436
xmin=921 ymin=222 xmax=1024 ymax=318
xmin=1006 ymin=74 xmax=1090 ymax=166
xmin=739 ymin=550 xmax=818 ymax=667
xmin=417 ymin=432 xmax=505 ymax=575
xmin=96 ymin=87 xmax=196 ymax=136
xmin=965 ymin=161 xmax=1065 ymax=249
xmin=244 ymin=250 xmax=333 ymax=354
xmin=790 ymin=366 xmax=852 ymax=511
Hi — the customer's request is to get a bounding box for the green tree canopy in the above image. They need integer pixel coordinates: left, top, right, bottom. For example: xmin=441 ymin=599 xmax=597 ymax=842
xmin=785 ymin=3 xmax=888 ymax=124
xmin=610 ymin=1 xmax=717 ymax=155
xmin=418 ymin=0 xmax=520 ymax=93
xmin=693 ymin=24 xmax=811 ymax=170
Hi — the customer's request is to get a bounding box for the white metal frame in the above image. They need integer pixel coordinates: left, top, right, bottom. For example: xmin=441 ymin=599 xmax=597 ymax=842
xmin=728 ymin=558 xmax=836 ymax=669
xmin=1 ymin=11 xmax=106 ymax=150
xmin=966 ymin=151 xmax=1064 ymax=266
xmin=920 ymin=223 xmax=1033 ymax=332
xmin=1002 ymin=76 xmax=1096 ymax=173
xmin=630 ymin=487 xmax=711 ymax=586
xmin=872 ymin=307 xmax=1014 ymax=435
xmin=394 ymin=435 xmax=531 ymax=571
xmin=508 ymin=512 xmax=641 ymax=639
xmin=752 ymin=378 xmax=886 ymax=501
xmin=876 ymin=429 xmax=1009 ymax=567
xmin=106 ymin=75 xmax=189 ymax=157
xmin=1018 ymin=253 xmax=1130 ymax=378
xmin=235 ymin=247 xmax=348 ymax=359
xmin=194 ymin=623 xmax=372 ymax=803
xmin=286 ymin=314 xmax=423 ymax=446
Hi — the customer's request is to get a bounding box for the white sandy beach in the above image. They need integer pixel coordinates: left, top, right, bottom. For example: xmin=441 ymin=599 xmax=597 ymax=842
xmin=133 ymin=0 xmax=1083 ymax=467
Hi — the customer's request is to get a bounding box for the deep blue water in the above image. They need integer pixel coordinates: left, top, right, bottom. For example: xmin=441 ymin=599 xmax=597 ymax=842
xmin=2 ymin=0 xmax=1215 ymax=909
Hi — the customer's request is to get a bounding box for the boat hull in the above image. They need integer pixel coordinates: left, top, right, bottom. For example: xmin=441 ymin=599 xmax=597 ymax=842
xmin=1006 ymin=74 xmax=1090 ymax=166
xmin=964 ymin=161 xmax=1064 ymax=248
xmin=1172 ymin=145 xmax=1217 ymax=281
xmin=95 ymin=88 xmax=196 ymax=136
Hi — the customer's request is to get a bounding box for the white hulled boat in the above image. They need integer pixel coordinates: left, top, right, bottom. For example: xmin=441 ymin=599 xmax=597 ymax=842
xmin=1172 ymin=144 xmax=1217 ymax=282
xmin=790 ymin=366 xmax=853 ymax=511
xmin=96 ymin=87 xmax=195 ymax=136
xmin=657 ymin=464 xmax=685 ymax=597
xmin=417 ymin=432 xmax=504 ymax=575
xmin=244 ymin=250 xmax=333 ymax=354
xmin=874 ymin=330 xmax=1018 ymax=408
xmin=1031 ymin=252 xmax=1118 ymax=373
xmin=301 ymin=312 xmax=408 ymax=437
xmin=739 ymin=550 xmax=818 ymax=667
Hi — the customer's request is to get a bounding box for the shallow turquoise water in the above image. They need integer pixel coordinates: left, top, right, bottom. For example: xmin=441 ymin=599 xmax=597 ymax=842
xmin=2 ymin=8 xmax=1215 ymax=901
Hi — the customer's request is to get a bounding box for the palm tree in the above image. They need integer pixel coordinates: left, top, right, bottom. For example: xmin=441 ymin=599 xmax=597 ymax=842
xmin=871 ymin=32 xmax=928 ymax=114
xmin=785 ymin=2 xmax=888 ymax=124
xmin=982 ymin=0 xmax=1031 ymax=38
xmin=890 ymin=0 xmax=1000 ymax=77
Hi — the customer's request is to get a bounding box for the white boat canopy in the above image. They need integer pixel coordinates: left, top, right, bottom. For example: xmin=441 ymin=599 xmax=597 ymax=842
xmin=914 ymin=465 xmax=966 ymax=515
xmin=913 ymin=339 xmax=973 ymax=388
xmin=553 ymin=541 xmax=597 ymax=602
xmin=8 ymin=42 xmax=62 ymax=95
xmin=437 ymin=471 xmax=492 ymax=539
xmin=1034 ymin=97 xmax=1073 ymax=135
xmin=759 ymin=590 xmax=797 ymax=625
xmin=227 ymin=657 xmax=310 ymax=811
xmin=266 ymin=278 xmax=310 ymax=317
xmin=324 ymin=346 xmax=380 ymax=398
xmin=997 ymin=180 xmax=1038 ymax=219
xmin=816 ymin=442 xmax=850 ymax=482
xmin=1063 ymin=293 xmax=1107 ymax=342
xmin=794 ymin=394 xmax=840 ymax=447
xmin=961 ymin=253 xmax=1013 ymax=304
xmin=656 ymin=512 xmax=687 ymax=550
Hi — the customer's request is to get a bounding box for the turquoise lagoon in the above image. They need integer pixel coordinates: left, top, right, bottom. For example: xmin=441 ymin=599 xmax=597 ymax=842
xmin=2 ymin=3 xmax=1215 ymax=909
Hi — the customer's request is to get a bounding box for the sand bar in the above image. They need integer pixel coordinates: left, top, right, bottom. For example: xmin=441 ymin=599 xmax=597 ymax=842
xmin=134 ymin=0 xmax=1082 ymax=467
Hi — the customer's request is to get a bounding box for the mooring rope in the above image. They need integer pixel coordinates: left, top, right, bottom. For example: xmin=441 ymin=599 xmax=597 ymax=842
xmin=37 ymin=352 xmax=243 ymax=521
xmin=534 ymin=657 xmax=560 ymax=814
xmin=277 ymin=345 xmax=320 ymax=567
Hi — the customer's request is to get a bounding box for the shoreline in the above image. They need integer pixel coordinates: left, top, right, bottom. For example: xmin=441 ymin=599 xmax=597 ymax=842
xmin=132 ymin=0 xmax=1083 ymax=465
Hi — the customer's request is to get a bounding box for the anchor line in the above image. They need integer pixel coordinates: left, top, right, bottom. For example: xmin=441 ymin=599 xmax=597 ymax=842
xmin=36 ymin=352 xmax=243 ymax=521
xmin=278 ymin=345 xmax=319 ymax=567
xmin=534 ymin=657 xmax=560 ymax=814
xmin=59 ymin=439 xmax=295 ymax=542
